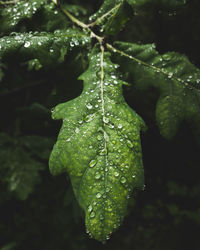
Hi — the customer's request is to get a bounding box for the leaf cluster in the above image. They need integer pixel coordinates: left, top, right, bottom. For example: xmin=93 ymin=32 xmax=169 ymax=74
xmin=0 ymin=0 xmax=200 ymax=246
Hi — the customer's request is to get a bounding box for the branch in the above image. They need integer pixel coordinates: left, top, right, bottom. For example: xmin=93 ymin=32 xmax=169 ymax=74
xmin=52 ymin=0 xmax=104 ymax=44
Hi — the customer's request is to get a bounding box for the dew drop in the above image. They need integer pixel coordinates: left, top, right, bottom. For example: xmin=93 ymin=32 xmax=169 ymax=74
xmin=95 ymin=172 xmax=101 ymax=180
xmin=103 ymin=117 xmax=109 ymax=123
xmin=96 ymin=193 xmax=102 ymax=199
xmin=97 ymin=134 xmax=102 ymax=141
xmin=86 ymin=103 xmax=93 ymax=109
xmin=127 ymin=140 xmax=133 ymax=148
xmin=24 ymin=41 xmax=30 ymax=48
xmin=88 ymin=205 xmax=93 ymax=212
xmin=90 ymin=211 xmax=95 ymax=218
xmin=163 ymin=54 xmax=171 ymax=61
xmin=114 ymin=171 xmax=119 ymax=177
xmin=89 ymin=159 xmax=97 ymax=168
xmin=120 ymin=177 xmax=127 ymax=184
xmin=99 ymin=214 xmax=104 ymax=220
xmin=75 ymin=128 xmax=79 ymax=133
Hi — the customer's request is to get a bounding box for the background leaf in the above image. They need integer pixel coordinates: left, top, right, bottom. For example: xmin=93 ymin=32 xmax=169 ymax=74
xmin=112 ymin=41 xmax=200 ymax=140
xmin=0 ymin=29 xmax=91 ymax=69
xmin=0 ymin=0 xmax=46 ymax=32
xmin=127 ymin=0 xmax=187 ymax=8
xmin=0 ymin=133 xmax=47 ymax=200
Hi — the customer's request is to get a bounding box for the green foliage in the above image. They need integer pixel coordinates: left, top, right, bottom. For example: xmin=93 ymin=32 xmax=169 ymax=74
xmin=127 ymin=0 xmax=186 ymax=8
xmin=0 ymin=133 xmax=49 ymax=200
xmin=0 ymin=29 xmax=90 ymax=68
xmin=49 ymin=46 xmax=145 ymax=241
xmin=0 ymin=0 xmax=200 ymax=247
xmin=0 ymin=0 xmax=46 ymax=32
xmin=90 ymin=0 xmax=131 ymax=36
xmin=113 ymin=41 xmax=200 ymax=139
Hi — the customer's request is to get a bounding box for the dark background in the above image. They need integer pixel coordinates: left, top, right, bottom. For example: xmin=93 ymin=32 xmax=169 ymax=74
xmin=0 ymin=0 xmax=200 ymax=249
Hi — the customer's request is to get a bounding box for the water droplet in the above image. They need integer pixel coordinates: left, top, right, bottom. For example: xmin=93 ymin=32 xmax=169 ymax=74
xmin=118 ymin=124 xmax=123 ymax=129
xmin=99 ymin=214 xmax=104 ymax=220
xmin=120 ymin=177 xmax=127 ymax=184
xmin=99 ymin=148 xmax=107 ymax=155
xmin=86 ymin=103 xmax=93 ymax=109
xmin=163 ymin=54 xmax=171 ymax=61
xmin=168 ymin=72 xmax=173 ymax=79
xmin=127 ymin=140 xmax=133 ymax=148
xmin=90 ymin=211 xmax=95 ymax=218
xmin=89 ymin=159 xmax=97 ymax=168
xmin=103 ymin=117 xmax=109 ymax=123
xmin=106 ymin=235 xmax=110 ymax=240
xmin=96 ymin=193 xmax=102 ymax=199
xmin=88 ymin=205 xmax=92 ymax=212
xmin=97 ymin=134 xmax=102 ymax=141
xmin=95 ymin=172 xmax=101 ymax=180
xmin=24 ymin=41 xmax=30 ymax=48
xmin=75 ymin=128 xmax=79 ymax=133
xmin=114 ymin=171 xmax=119 ymax=177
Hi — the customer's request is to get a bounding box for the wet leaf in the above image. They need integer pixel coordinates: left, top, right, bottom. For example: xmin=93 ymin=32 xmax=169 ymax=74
xmin=49 ymin=46 xmax=145 ymax=241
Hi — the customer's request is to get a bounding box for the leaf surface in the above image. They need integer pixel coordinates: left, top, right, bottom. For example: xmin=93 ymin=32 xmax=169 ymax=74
xmin=49 ymin=46 xmax=145 ymax=241
xmin=0 ymin=29 xmax=91 ymax=68
xmin=90 ymin=0 xmax=130 ymax=35
xmin=113 ymin=41 xmax=200 ymax=139
xmin=0 ymin=0 xmax=46 ymax=31
xmin=0 ymin=133 xmax=46 ymax=200
xmin=127 ymin=0 xmax=186 ymax=8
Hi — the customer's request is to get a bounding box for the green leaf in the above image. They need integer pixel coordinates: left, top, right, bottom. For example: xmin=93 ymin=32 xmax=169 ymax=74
xmin=34 ymin=2 xmax=71 ymax=32
xmin=127 ymin=0 xmax=186 ymax=8
xmin=113 ymin=41 xmax=200 ymax=139
xmin=0 ymin=0 xmax=46 ymax=32
xmin=90 ymin=0 xmax=123 ymax=20
xmin=0 ymin=133 xmax=45 ymax=200
xmin=89 ymin=0 xmax=130 ymax=35
xmin=0 ymin=29 xmax=91 ymax=68
xmin=64 ymin=4 xmax=88 ymax=17
xmin=49 ymin=46 xmax=145 ymax=241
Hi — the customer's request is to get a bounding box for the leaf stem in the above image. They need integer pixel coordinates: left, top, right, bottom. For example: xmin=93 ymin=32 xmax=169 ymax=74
xmin=52 ymin=0 xmax=104 ymax=44
xmin=60 ymin=5 xmax=88 ymax=29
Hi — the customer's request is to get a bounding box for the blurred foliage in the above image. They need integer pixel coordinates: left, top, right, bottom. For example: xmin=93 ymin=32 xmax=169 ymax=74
xmin=0 ymin=0 xmax=200 ymax=249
